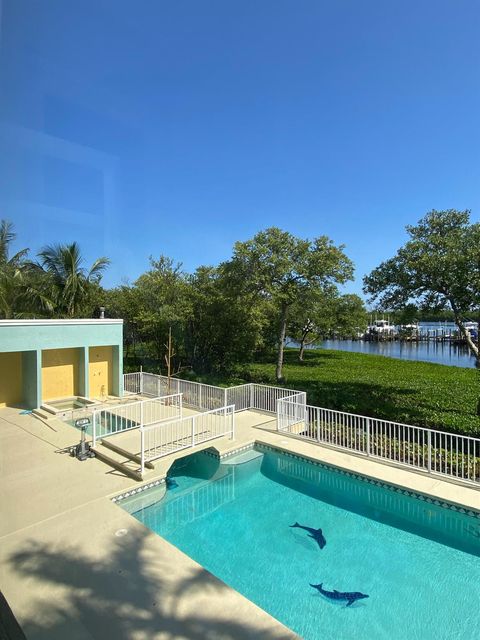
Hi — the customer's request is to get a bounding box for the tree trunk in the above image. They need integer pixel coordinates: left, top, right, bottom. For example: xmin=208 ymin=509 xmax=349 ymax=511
xmin=299 ymin=335 xmax=318 ymax=361
xmin=165 ymin=326 xmax=173 ymax=395
xmin=276 ymin=303 xmax=288 ymax=382
xmin=298 ymin=325 xmax=310 ymax=362
xmin=477 ymin=307 xmax=480 ymax=369
xmin=299 ymin=340 xmax=305 ymax=362
xmin=451 ymin=303 xmax=479 ymax=362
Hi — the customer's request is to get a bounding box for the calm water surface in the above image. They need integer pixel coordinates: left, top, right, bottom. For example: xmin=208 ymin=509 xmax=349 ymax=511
xmin=289 ymin=322 xmax=478 ymax=368
xmin=316 ymin=339 xmax=476 ymax=368
xmin=125 ymin=447 xmax=480 ymax=640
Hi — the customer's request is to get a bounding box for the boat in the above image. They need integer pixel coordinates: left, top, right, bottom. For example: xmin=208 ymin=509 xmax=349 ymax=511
xmin=399 ymin=323 xmax=419 ymax=340
xmin=365 ymin=318 xmax=397 ymax=339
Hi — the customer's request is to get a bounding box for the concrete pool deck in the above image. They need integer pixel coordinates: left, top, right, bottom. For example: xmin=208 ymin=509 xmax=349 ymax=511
xmin=1 ymin=405 xmax=479 ymax=640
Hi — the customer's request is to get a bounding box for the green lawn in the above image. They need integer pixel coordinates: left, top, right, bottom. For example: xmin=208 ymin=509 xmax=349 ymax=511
xmin=196 ymin=349 xmax=480 ymax=437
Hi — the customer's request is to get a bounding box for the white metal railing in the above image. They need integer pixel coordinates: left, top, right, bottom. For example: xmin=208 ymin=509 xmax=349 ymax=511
xmin=169 ymin=377 xmax=227 ymax=411
xmin=276 ymin=392 xmax=307 ymax=431
xmin=277 ymin=398 xmax=480 ymax=486
xmin=251 ymin=385 xmax=306 ymax=414
xmin=141 ymin=404 xmax=235 ymax=474
xmin=124 ymin=372 xmax=141 ymax=395
xmin=140 ymin=374 xmax=227 ymax=411
xmin=123 ymin=372 xmax=303 ymax=416
xmin=92 ymin=393 xmax=182 ymax=446
xmin=225 ymin=385 xmax=251 ymax=411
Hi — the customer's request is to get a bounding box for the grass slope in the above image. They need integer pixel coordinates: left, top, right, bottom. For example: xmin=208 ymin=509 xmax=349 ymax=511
xmin=214 ymin=349 xmax=480 ymax=436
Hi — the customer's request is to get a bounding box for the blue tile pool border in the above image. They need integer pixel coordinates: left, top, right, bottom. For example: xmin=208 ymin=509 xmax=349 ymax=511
xmin=111 ymin=441 xmax=480 ymax=520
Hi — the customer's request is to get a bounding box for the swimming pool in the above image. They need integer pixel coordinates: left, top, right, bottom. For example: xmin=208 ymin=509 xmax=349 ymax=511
xmin=121 ymin=445 xmax=480 ymax=640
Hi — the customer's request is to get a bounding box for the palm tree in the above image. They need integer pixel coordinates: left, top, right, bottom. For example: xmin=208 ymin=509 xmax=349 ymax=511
xmin=37 ymin=242 xmax=110 ymax=317
xmin=0 ymin=220 xmax=31 ymax=318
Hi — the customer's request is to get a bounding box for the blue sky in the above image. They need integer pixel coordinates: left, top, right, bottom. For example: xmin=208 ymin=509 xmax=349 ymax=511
xmin=0 ymin=0 xmax=479 ymax=295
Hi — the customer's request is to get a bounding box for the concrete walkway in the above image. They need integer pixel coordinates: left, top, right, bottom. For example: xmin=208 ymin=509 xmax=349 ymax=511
xmin=1 ymin=406 xmax=478 ymax=640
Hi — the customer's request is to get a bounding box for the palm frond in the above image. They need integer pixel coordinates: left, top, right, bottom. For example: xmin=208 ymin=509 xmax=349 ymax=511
xmin=88 ymin=256 xmax=110 ymax=282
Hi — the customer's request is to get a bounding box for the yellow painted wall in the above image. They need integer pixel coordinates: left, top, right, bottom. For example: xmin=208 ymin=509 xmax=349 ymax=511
xmin=0 ymin=352 xmax=23 ymax=408
xmin=42 ymin=348 xmax=79 ymax=401
xmin=89 ymin=346 xmax=113 ymax=398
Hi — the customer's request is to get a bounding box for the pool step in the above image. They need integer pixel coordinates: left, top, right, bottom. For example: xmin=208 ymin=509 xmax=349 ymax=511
xmin=100 ymin=438 xmax=155 ymax=470
xmin=222 ymin=449 xmax=264 ymax=465
xmin=92 ymin=445 xmax=143 ymax=482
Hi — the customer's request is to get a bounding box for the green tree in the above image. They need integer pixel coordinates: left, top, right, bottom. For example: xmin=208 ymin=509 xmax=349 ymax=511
xmin=36 ymin=242 xmax=110 ymax=317
xmin=134 ymin=256 xmax=191 ymax=365
xmin=106 ymin=284 xmax=142 ymax=361
xmin=0 ymin=220 xmax=29 ymax=318
xmin=185 ymin=266 xmax=268 ymax=373
xmin=225 ymin=228 xmax=354 ymax=381
xmin=333 ymin=294 xmax=367 ymax=338
xmin=0 ymin=220 xmax=52 ymax=318
xmin=288 ymin=287 xmax=337 ymax=361
xmin=289 ymin=292 xmax=366 ymax=361
xmin=363 ymin=209 xmax=480 ymax=366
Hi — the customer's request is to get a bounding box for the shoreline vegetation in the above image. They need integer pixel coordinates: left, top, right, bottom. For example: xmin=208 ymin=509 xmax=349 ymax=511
xmin=3 ymin=216 xmax=479 ymax=437
xmin=133 ymin=348 xmax=479 ymax=437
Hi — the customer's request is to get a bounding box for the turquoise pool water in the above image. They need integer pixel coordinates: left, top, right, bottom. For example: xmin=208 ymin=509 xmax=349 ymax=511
xmin=124 ymin=446 xmax=480 ymax=640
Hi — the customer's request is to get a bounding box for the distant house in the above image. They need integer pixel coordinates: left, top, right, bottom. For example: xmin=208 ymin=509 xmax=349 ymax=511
xmin=0 ymin=319 xmax=123 ymax=409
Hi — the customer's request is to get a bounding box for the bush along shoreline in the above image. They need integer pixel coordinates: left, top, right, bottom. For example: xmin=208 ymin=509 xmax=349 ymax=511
xmin=185 ymin=348 xmax=480 ymax=437
xmin=296 ymin=418 xmax=480 ymax=484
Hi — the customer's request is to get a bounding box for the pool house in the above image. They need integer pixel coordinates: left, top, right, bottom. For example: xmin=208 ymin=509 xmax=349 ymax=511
xmin=0 ymin=319 xmax=123 ymax=410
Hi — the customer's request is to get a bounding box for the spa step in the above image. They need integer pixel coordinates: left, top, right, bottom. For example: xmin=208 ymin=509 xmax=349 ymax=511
xmin=40 ymin=404 xmax=58 ymax=416
xmin=32 ymin=408 xmax=55 ymax=420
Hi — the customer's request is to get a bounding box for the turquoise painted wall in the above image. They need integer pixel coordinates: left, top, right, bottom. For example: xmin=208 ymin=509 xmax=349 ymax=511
xmin=0 ymin=321 xmax=124 ymax=408
xmin=0 ymin=321 xmax=123 ymax=353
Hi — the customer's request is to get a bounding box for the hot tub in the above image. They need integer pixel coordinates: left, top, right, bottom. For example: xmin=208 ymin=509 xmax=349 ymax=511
xmin=42 ymin=396 xmax=98 ymax=416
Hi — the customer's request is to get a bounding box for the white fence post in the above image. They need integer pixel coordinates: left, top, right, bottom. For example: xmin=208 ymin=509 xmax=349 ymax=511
xmin=191 ymin=416 xmax=196 ymax=447
xmin=140 ymin=371 xmax=144 ymax=395
xmin=427 ymin=430 xmax=432 ymax=472
xmin=140 ymin=400 xmax=144 ymax=428
xmin=366 ymin=418 xmax=371 ymax=456
xmin=250 ymin=384 xmax=254 ymax=410
xmin=140 ymin=428 xmax=145 ymax=476
xmin=231 ymin=410 xmax=235 ymax=440
xmin=92 ymin=410 xmax=97 ymax=447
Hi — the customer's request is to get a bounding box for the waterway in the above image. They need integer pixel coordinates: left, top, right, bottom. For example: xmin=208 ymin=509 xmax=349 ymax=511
xmin=288 ymin=322 xmax=477 ymax=368
xmin=315 ymin=339 xmax=476 ymax=368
